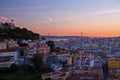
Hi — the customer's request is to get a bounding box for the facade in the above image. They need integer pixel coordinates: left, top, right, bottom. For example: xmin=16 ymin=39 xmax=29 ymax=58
xmin=36 ymin=43 xmax=50 ymax=55
xmin=25 ymin=47 xmax=36 ymax=59
xmin=67 ymin=73 xmax=103 ymax=80
xmin=28 ymin=41 xmax=36 ymax=47
xmin=75 ymin=53 xmax=94 ymax=69
xmin=73 ymin=67 xmax=103 ymax=76
xmin=0 ymin=50 xmax=18 ymax=67
xmin=82 ymin=42 xmax=99 ymax=49
xmin=42 ymin=68 xmax=70 ymax=80
xmin=5 ymin=39 xmax=19 ymax=49
xmin=0 ymin=42 xmax=7 ymax=50
xmin=94 ymin=58 xmax=102 ymax=68
xmin=108 ymin=58 xmax=120 ymax=69
xmin=108 ymin=57 xmax=120 ymax=79
xmin=36 ymin=41 xmax=50 ymax=55
xmin=47 ymin=52 xmax=70 ymax=71
xmin=0 ymin=22 xmax=15 ymax=29
xmin=90 ymin=67 xmax=103 ymax=76
xmin=56 ymin=52 xmax=68 ymax=62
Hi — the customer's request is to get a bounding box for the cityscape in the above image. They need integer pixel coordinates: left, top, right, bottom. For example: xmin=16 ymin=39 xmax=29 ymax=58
xmin=0 ymin=0 xmax=120 ymax=80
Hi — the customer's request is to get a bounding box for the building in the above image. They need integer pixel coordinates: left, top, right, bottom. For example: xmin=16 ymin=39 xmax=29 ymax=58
xmin=94 ymin=56 xmax=102 ymax=68
xmin=0 ymin=22 xmax=15 ymax=29
xmin=46 ymin=53 xmax=63 ymax=71
xmin=25 ymin=47 xmax=36 ymax=59
xmin=56 ymin=52 xmax=68 ymax=62
xmin=0 ymin=42 xmax=7 ymax=50
xmin=36 ymin=41 xmax=50 ymax=55
xmin=36 ymin=43 xmax=50 ymax=55
xmin=67 ymin=73 xmax=103 ymax=80
xmin=73 ymin=66 xmax=103 ymax=76
xmin=5 ymin=39 xmax=19 ymax=49
xmin=108 ymin=58 xmax=120 ymax=69
xmin=28 ymin=41 xmax=36 ymax=48
xmin=42 ymin=68 xmax=70 ymax=80
xmin=82 ymin=42 xmax=99 ymax=49
xmin=0 ymin=49 xmax=18 ymax=67
xmin=74 ymin=52 xmax=94 ymax=69
xmin=90 ymin=67 xmax=103 ymax=76
xmin=108 ymin=57 xmax=120 ymax=79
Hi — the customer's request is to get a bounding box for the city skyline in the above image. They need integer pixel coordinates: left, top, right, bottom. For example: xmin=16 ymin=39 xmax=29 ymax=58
xmin=0 ymin=0 xmax=120 ymax=37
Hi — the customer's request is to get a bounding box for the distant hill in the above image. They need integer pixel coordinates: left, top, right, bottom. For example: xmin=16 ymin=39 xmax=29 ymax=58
xmin=0 ymin=22 xmax=40 ymax=40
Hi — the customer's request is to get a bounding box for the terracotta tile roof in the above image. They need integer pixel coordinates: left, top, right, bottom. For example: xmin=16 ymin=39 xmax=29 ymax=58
xmin=55 ymin=52 xmax=68 ymax=55
xmin=42 ymin=71 xmax=67 ymax=77
xmin=91 ymin=66 xmax=102 ymax=70
xmin=60 ymin=68 xmax=68 ymax=72
xmin=0 ymin=49 xmax=16 ymax=53
xmin=43 ymin=71 xmax=60 ymax=76
xmin=58 ymin=73 xmax=66 ymax=77
xmin=66 ymin=73 xmax=103 ymax=80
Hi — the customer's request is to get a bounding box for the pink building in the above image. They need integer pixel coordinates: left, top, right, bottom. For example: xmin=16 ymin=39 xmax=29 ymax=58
xmin=0 ymin=42 xmax=7 ymax=50
xmin=36 ymin=43 xmax=50 ymax=55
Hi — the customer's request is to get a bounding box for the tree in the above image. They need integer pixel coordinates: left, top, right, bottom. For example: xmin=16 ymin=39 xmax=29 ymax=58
xmin=32 ymin=54 xmax=43 ymax=71
xmin=10 ymin=63 xmax=17 ymax=71
xmin=0 ymin=22 xmax=40 ymax=40
xmin=46 ymin=40 xmax=55 ymax=52
xmin=54 ymin=46 xmax=61 ymax=52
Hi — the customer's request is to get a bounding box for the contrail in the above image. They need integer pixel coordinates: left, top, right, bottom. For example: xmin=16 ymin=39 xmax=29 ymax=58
xmin=41 ymin=9 xmax=120 ymax=24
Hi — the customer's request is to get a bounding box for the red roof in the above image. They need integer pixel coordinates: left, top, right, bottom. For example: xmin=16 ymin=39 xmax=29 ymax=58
xmin=56 ymin=52 xmax=68 ymax=55
xmin=91 ymin=66 xmax=102 ymax=70
xmin=66 ymin=73 xmax=103 ymax=80
xmin=60 ymin=68 xmax=68 ymax=72
xmin=0 ymin=49 xmax=16 ymax=53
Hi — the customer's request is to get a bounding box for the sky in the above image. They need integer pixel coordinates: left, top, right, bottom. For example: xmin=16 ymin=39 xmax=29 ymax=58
xmin=0 ymin=0 xmax=120 ymax=37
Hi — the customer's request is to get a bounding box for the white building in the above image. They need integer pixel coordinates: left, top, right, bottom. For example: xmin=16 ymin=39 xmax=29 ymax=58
xmin=26 ymin=47 xmax=36 ymax=58
xmin=5 ymin=39 xmax=19 ymax=49
xmin=75 ymin=53 xmax=94 ymax=69
xmin=0 ymin=50 xmax=18 ymax=67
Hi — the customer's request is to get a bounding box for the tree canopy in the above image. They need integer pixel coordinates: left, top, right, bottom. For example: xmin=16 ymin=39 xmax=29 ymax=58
xmin=31 ymin=54 xmax=43 ymax=71
xmin=46 ymin=40 xmax=55 ymax=52
xmin=0 ymin=22 xmax=39 ymax=40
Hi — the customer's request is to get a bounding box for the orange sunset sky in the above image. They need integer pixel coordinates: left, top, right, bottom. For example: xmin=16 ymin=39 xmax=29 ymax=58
xmin=0 ymin=0 xmax=120 ymax=37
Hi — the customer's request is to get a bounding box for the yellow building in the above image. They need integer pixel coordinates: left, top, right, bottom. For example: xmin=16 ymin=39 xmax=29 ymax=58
xmin=108 ymin=59 xmax=120 ymax=69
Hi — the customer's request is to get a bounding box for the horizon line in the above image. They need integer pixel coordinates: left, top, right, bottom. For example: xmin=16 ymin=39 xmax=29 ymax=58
xmin=41 ymin=35 xmax=120 ymax=38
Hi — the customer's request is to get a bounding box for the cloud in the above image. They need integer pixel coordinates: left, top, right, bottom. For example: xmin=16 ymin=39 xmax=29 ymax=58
xmin=48 ymin=17 xmax=53 ymax=21
xmin=0 ymin=16 xmax=11 ymax=22
xmin=41 ymin=9 xmax=120 ymax=24
xmin=90 ymin=9 xmax=120 ymax=15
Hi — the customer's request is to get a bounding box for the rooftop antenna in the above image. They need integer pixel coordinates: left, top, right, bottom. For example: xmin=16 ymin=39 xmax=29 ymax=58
xmin=80 ymin=32 xmax=83 ymax=49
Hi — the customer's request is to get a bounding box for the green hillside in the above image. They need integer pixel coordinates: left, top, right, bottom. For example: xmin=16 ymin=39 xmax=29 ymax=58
xmin=0 ymin=22 xmax=39 ymax=40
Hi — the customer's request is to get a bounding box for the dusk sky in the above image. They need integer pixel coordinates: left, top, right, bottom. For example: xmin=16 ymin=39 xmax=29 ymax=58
xmin=0 ymin=0 xmax=120 ymax=37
